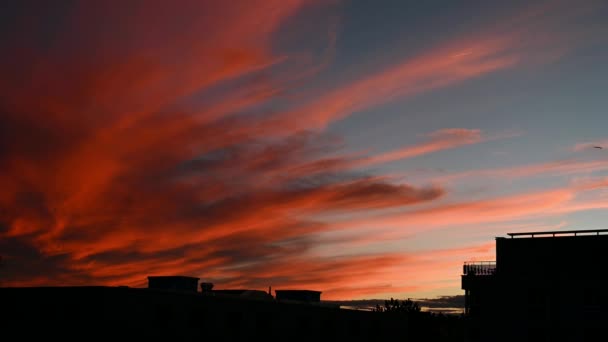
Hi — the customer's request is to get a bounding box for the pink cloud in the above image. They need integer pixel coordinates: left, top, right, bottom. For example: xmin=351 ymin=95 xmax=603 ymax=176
xmin=357 ymin=129 xmax=483 ymax=167
xmin=281 ymin=37 xmax=521 ymax=131
xmin=437 ymin=159 xmax=608 ymax=183
xmin=334 ymin=188 xmax=574 ymax=232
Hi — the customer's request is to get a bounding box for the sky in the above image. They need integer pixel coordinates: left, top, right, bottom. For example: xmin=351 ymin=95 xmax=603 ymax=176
xmin=1 ymin=0 xmax=608 ymax=301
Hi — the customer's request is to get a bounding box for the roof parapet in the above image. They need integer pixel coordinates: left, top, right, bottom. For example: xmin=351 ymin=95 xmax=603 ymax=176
xmin=506 ymin=229 xmax=608 ymax=238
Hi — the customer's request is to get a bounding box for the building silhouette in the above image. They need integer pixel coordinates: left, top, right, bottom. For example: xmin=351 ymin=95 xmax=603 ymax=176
xmin=275 ymin=289 xmax=322 ymax=303
xmin=0 ymin=278 xmax=412 ymax=341
xmin=462 ymin=229 xmax=608 ymax=341
xmin=148 ymin=275 xmax=199 ymax=292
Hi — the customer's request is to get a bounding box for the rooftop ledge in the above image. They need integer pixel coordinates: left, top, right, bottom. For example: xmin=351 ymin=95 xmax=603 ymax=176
xmin=505 ymin=229 xmax=608 ymax=239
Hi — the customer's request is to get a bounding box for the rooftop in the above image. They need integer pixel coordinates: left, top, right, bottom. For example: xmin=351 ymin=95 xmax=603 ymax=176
xmin=275 ymin=289 xmax=322 ymax=294
xmin=504 ymin=228 xmax=608 ymax=239
xmin=147 ymin=275 xmax=200 ymax=280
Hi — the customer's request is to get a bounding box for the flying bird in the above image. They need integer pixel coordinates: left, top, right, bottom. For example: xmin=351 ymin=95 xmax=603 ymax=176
xmin=593 ymin=146 xmax=603 ymax=149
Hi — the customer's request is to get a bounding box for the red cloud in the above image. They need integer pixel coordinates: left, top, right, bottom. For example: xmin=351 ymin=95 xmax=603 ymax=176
xmin=1 ymin=1 xmax=603 ymax=301
xmin=0 ymin=0 xmax=445 ymax=296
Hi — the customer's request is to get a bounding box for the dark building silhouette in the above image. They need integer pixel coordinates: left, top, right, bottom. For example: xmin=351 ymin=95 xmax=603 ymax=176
xmin=275 ymin=289 xmax=322 ymax=303
xmin=462 ymin=229 xmax=608 ymax=342
xmin=200 ymin=282 xmax=214 ymax=293
xmin=212 ymin=289 xmax=275 ymax=300
xmin=0 ymin=281 xmax=413 ymax=341
xmin=148 ymin=275 xmax=199 ymax=292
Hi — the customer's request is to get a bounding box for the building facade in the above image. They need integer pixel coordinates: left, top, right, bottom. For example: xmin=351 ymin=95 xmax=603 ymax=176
xmin=462 ymin=229 xmax=608 ymax=341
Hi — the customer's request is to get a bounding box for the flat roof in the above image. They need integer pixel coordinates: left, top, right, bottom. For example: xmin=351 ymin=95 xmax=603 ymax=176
xmin=506 ymin=228 xmax=608 ymax=238
xmin=275 ymin=289 xmax=321 ymax=293
xmin=147 ymin=276 xmax=200 ymax=280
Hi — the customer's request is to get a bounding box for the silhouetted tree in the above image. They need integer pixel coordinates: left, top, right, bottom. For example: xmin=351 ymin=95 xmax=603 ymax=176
xmin=373 ymin=303 xmax=384 ymax=312
xmin=377 ymin=297 xmax=420 ymax=314
xmin=371 ymin=298 xmax=466 ymax=340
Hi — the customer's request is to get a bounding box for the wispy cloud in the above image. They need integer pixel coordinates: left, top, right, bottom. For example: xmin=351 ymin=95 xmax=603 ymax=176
xmin=281 ymin=38 xmax=521 ymax=131
xmin=330 ymin=177 xmax=608 ymax=241
xmin=436 ymin=159 xmax=608 ymax=183
xmin=363 ymin=129 xmax=483 ymax=166
xmin=0 ymin=1 xmax=448 ymax=296
xmin=0 ymin=0 xmax=605 ymax=300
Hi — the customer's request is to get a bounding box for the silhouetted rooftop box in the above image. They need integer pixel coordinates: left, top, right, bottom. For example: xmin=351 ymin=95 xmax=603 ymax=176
xmin=275 ymin=289 xmax=321 ymax=302
xmin=147 ymin=276 xmax=199 ymax=292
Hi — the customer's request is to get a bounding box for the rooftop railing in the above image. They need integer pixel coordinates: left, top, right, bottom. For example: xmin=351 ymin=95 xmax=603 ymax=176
xmin=507 ymin=229 xmax=608 ymax=238
xmin=463 ymin=261 xmax=496 ymax=276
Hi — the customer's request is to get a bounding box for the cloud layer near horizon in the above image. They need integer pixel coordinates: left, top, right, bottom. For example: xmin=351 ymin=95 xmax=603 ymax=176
xmin=1 ymin=1 xmax=607 ymax=299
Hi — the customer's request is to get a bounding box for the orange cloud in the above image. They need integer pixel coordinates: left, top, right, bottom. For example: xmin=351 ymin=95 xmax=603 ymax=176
xmin=357 ymin=129 xmax=483 ymax=167
xmin=280 ymin=37 xmax=520 ymax=131
xmin=328 ymin=175 xmax=608 ymax=249
xmin=329 ymin=188 xmax=573 ymax=235
xmin=261 ymin=0 xmax=606 ymax=135
xmin=0 ymin=0 xmax=604 ymax=302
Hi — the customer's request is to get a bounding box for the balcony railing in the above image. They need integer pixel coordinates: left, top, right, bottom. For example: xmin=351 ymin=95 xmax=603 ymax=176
xmin=463 ymin=261 xmax=496 ymax=276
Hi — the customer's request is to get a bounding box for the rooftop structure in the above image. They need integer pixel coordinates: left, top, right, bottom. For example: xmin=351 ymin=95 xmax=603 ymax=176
xmin=275 ymin=289 xmax=322 ymax=303
xmin=461 ymin=229 xmax=608 ymax=341
xmin=506 ymin=228 xmax=608 ymax=238
xmin=212 ymin=289 xmax=274 ymax=300
xmin=147 ymin=275 xmax=199 ymax=293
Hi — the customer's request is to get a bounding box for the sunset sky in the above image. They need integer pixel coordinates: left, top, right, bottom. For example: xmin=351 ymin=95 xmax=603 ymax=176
xmin=1 ymin=0 xmax=608 ymax=300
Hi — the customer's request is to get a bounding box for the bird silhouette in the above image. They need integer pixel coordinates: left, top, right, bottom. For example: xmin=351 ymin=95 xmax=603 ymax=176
xmin=593 ymin=146 xmax=603 ymax=149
